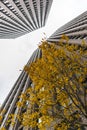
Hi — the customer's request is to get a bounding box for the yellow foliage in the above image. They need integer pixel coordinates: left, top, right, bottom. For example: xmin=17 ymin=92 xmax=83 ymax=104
xmin=0 ymin=127 xmax=6 ymax=130
xmin=0 ymin=115 xmax=2 ymax=122
xmin=22 ymin=39 xmax=87 ymax=129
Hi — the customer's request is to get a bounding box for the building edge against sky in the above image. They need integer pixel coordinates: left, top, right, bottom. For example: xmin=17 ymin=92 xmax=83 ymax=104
xmin=0 ymin=0 xmax=53 ymax=129
xmin=0 ymin=10 xmax=87 ymax=130
xmin=0 ymin=48 xmax=42 ymax=130
xmin=0 ymin=0 xmax=53 ymax=39
xmin=47 ymin=11 xmax=87 ymax=45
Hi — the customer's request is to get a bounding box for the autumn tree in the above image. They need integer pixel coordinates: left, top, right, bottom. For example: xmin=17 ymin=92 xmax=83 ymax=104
xmin=18 ymin=38 xmax=87 ymax=130
xmin=0 ymin=108 xmax=6 ymax=130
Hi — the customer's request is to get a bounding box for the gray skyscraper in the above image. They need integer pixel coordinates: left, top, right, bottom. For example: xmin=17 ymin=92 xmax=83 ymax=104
xmin=0 ymin=0 xmax=53 ymax=129
xmin=0 ymin=48 xmax=41 ymax=130
xmin=0 ymin=8 xmax=87 ymax=130
xmin=0 ymin=0 xmax=53 ymax=39
xmin=48 ymin=11 xmax=87 ymax=45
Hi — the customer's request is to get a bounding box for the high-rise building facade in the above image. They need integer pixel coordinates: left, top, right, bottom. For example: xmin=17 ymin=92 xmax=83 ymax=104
xmin=0 ymin=48 xmax=42 ymax=130
xmin=0 ymin=0 xmax=53 ymax=39
xmin=0 ymin=0 xmax=53 ymax=129
xmin=0 ymin=9 xmax=87 ymax=130
xmin=48 ymin=11 xmax=87 ymax=45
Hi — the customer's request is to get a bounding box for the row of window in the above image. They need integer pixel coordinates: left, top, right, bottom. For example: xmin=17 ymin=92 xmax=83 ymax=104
xmin=56 ymin=20 xmax=87 ymax=36
xmin=1 ymin=0 xmax=36 ymax=30
xmin=1 ymin=0 xmax=49 ymax=29
xmin=58 ymin=15 xmax=87 ymax=33
xmin=69 ymin=35 xmax=87 ymax=39
xmin=1 ymin=2 xmax=27 ymax=29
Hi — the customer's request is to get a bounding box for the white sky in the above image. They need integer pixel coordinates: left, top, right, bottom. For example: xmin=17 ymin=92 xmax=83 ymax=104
xmin=0 ymin=0 xmax=87 ymax=105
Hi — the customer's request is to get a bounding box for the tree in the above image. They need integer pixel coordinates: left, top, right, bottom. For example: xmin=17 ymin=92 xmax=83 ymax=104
xmin=0 ymin=108 xmax=6 ymax=130
xmin=17 ymin=38 xmax=87 ymax=129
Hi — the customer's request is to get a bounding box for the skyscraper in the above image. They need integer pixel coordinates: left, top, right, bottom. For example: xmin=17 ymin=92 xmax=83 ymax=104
xmin=47 ymin=11 xmax=87 ymax=45
xmin=0 ymin=0 xmax=53 ymax=129
xmin=0 ymin=0 xmax=53 ymax=39
xmin=0 ymin=48 xmax=42 ymax=130
xmin=0 ymin=9 xmax=87 ymax=130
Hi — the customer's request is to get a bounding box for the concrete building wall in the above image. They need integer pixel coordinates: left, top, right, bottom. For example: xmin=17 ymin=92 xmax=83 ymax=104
xmin=47 ymin=11 xmax=87 ymax=45
xmin=0 ymin=48 xmax=42 ymax=130
xmin=0 ymin=0 xmax=53 ymax=39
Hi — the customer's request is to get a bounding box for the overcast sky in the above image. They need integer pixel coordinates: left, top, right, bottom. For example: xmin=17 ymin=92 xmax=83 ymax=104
xmin=0 ymin=0 xmax=87 ymax=105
